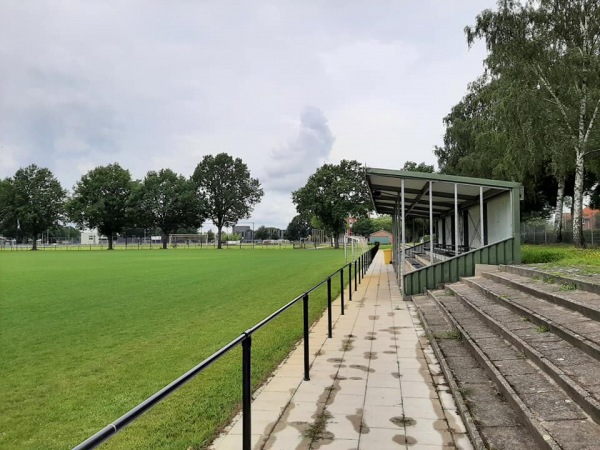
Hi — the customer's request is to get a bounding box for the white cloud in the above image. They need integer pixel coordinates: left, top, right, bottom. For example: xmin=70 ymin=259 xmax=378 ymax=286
xmin=0 ymin=0 xmax=498 ymax=228
xmin=263 ymin=106 xmax=335 ymax=192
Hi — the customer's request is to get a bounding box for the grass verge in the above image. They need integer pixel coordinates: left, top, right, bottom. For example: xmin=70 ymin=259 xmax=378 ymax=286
xmin=521 ymin=244 xmax=600 ymax=273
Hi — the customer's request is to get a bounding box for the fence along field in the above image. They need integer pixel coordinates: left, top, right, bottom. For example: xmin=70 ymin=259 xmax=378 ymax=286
xmin=0 ymin=248 xmax=348 ymax=449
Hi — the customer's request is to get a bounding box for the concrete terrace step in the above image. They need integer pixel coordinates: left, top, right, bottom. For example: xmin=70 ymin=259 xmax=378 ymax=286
xmin=446 ymin=282 xmax=600 ymax=425
xmin=429 ymin=287 xmax=600 ymax=449
xmin=486 ymin=268 xmax=600 ymax=322
xmin=462 ymin=275 xmax=600 ymax=361
xmin=415 ymin=253 xmax=434 ymax=268
xmin=501 ymin=265 xmax=600 ymax=296
xmin=414 ymin=294 xmax=538 ymax=450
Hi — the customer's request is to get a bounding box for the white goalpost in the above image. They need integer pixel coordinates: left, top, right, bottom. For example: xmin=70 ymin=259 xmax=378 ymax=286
xmin=344 ymin=234 xmax=367 ymax=262
xmin=168 ymin=234 xmax=208 ymax=247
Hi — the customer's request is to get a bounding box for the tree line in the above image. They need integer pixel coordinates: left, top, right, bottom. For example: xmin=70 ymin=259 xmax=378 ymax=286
xmin=434 ymin=0 xmax=600 ymax=247
xmin=0 ymin=153 xmax=263 ymax=250
xmin=1 ymin=152 xmax=434 ymax=251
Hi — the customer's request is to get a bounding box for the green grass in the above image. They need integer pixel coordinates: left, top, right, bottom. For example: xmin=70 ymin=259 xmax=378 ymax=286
xmin=521 ymin=244 xmax=600 ymax=272
xmin=0 ymin=248 xmax=350 ymax=449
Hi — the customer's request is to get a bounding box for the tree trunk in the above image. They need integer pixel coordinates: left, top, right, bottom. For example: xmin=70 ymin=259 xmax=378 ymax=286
xmin=334 ymin=232 xmax=340 ymax=249
xmin=31 ymin=234 xmax=38 ymax=251
xmin=108 ymin=232 xmax=114 ymax=250
xmin=162 ymin=234 xmax=168 ymax=250
xmin=217 ymin=225 xmax=223 ymax=249
xmin=573 ymin=87 xmax=589 ymax=248
xmin=553 ymin=175 xmax=565 ymax=243
xmin=573 ymin=149 xmax=586 ymax=248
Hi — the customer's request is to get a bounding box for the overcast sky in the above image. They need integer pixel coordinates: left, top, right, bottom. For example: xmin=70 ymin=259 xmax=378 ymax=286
xmin=0 ymin=1 xmax=497 ymax=229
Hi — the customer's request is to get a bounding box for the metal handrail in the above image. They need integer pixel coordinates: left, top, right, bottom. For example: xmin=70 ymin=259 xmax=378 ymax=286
xmin=73 ymin=243 xmax=379 ymax=450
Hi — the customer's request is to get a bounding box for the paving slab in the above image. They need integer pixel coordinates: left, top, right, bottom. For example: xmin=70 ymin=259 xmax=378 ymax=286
xmin=210 ymin=252 xmax=469 ymax=450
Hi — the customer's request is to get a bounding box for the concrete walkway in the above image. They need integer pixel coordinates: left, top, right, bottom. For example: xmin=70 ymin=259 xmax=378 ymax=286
xmin=211 ymin=252 xmax=472 ymax=450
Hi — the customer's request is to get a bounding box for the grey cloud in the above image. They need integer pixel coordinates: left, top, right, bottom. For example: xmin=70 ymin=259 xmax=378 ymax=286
xmin=0 ymin=0 xmax=497 ymax=228
xmin=263 ymin=106 xmax=334 ymax=192
xmin=0 ymin=59 xmax=122 ymax=184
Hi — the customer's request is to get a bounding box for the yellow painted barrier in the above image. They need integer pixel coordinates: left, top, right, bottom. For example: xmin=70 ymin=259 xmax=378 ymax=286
xmin=383 ymin=249 xmax=392 ymax=264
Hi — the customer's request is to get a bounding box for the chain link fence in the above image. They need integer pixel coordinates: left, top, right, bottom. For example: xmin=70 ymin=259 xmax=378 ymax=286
xmin=521 ymin=214 xmax=600 ymax=246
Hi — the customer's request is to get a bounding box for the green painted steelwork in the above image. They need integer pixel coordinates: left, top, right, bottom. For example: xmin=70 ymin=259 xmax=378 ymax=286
xmin=402 ymin=238 xmax=516 ymax=296
xmin=367 ymin=168 xmax=522 ymax=189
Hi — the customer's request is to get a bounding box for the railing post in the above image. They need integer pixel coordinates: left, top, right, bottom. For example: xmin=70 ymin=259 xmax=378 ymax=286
xmin=359 ymin=256 xmax=362 ymax=282
xmin=340 ymin=269 xmax=345 ymax=314
xmin=327 ymin=277 xmax=332 ymax=338
xmin=348 ymin=263 xmax=352 ymax=301
xmin=303 ymin=293 xmax=310 ymax=381
xmin=354 ymin=260 xmax=358 ymax=290
xmin=242 ymin=334 xmax=252 ymax=450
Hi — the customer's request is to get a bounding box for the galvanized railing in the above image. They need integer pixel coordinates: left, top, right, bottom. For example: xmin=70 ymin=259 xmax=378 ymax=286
xmin=73 ymin=243 xmax=380 ymax=450
xmin=404 ymin=240 xmax=430 ymax=258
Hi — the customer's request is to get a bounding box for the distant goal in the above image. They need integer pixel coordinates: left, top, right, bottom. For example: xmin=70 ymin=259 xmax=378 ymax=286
xmin=169 ymin=234 xmax=207 ymax=247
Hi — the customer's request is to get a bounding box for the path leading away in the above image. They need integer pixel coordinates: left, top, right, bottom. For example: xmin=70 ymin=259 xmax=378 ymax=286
xmin=211 ymin=252 xmax=472 ymax=450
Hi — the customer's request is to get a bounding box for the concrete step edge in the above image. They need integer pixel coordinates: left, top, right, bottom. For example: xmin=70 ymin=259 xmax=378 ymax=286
xmin=412 ymin=295 xmax=487 ymax=450
xmin=462 ymin=276 xmax=600 ymax=362
xmin=499 ymin=265 xmax=600 ymax=295
xmin=482 ymin=270 xmax=600 ymax=322
xmin=427 ymin=288 xmax=561 ymax=450
xmin=446 ymin=282 xmax=600 ymax=426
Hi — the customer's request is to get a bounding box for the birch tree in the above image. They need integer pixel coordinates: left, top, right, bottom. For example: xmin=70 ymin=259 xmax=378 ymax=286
xmin=434 ymin=74 xmax=559 ymax=219
xmin=467 ymin=0 xmax=600 ymax=247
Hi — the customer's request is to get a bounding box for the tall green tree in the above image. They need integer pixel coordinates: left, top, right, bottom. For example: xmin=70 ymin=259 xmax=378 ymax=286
xmin=192 ymin=153 xmax=263 ymax=249
xmin=135 ymin=169 xmax=205 ymax=249
xmin=254 ymin=226 xmax=281 ymax=240
xmin=402 ymin=161 xmax=435 ymax=173
xmin=351 ymin=217 xmax=375 ymax=237
xmin=372 ymin=215 xmax=393 ymax=233
xmin=467 ymin=0 xmax=600 ymax=246
xmin=0 ymin=178 xmax=13 ymax=238
xmin=292 ymin=160 xmax=370 ymax=249
xmin=68 ymin=163 xmax=134 ymax=250
xmin=207 ymin=229 xmax=215 ymax=243
xmin=284 ymin=215 xmax=311 ymax=241
xmin=0 ymin=165 xmax=66 ymax=250
xmin=254 ymin=225 xmax=270 ymax=241
xmin=434 ymin=74 xmax=564 ymax=223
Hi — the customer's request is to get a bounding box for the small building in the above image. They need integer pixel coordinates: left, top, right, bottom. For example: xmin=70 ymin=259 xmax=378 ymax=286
xmin=369 ymin=230 xmax=394 ymax=245
xmin=563 ymin=207 xmax=600 ymax=231
xmin=80 ymin=229 xmax=100 ymax=245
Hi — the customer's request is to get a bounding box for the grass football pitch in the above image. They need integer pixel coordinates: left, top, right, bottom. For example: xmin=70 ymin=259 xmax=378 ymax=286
xmin=0 ymin=247 xmax=350 ymax=449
